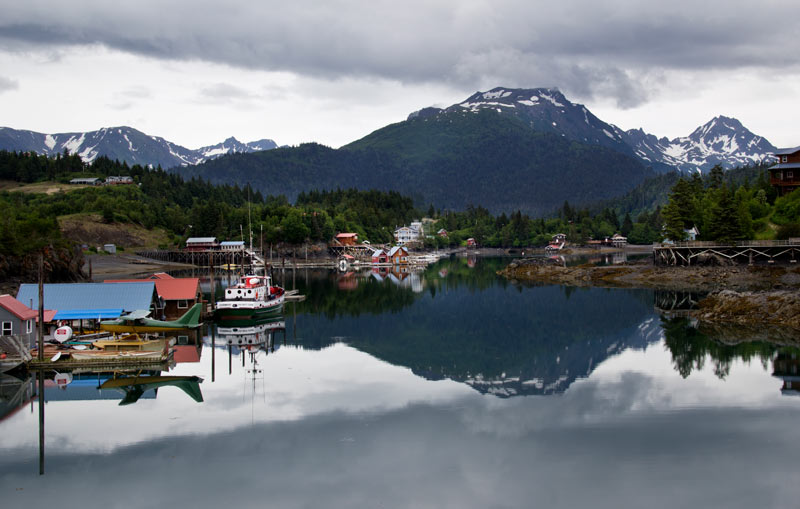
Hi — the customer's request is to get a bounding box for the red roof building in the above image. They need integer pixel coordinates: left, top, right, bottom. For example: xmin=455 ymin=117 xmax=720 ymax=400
xmin=335 ymin=233 xmax=358 ymax=246
xmin=0 ymin=294 xmax=39 ymax=339
xmin=105 ymin=276 xmax=201 ymax=320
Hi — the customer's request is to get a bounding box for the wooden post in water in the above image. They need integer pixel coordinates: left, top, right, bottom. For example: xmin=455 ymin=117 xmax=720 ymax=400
xmin=38 ymin=254 xmax=44 ymax=361
xmin=38 ymin=370 xmax=45 ymax=475
xmin=211 ymin=325 xmax=216 ymax=383
xmin=88 ymin=257 xmax=92 ymax=280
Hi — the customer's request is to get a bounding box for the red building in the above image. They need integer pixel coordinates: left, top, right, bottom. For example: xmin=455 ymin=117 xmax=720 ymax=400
xmin=335 ymin=233 xmax=358 ymax=246
xmin=770 ymin=146 xmax=800 ymax=196
xmin=105 ymin=275 xmax=201 ymax=320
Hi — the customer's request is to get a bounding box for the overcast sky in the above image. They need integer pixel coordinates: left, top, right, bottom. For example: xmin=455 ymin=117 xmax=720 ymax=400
xmin=0 ymin=0 xmax=798 ymax=149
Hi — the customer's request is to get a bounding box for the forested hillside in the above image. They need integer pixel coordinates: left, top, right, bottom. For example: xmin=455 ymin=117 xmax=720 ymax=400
xmin=177 ymin=109 xmax=653 ymax=215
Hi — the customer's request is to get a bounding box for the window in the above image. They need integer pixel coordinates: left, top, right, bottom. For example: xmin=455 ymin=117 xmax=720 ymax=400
xmin=26 ymin=320 xmax=33 ymax=334
xmin=782 ymin=156 xmax=788 ymax=163
xmin=788 ymin=171 xmax=794 ymax=179
xmin=1 ymin=322 xmax=11 ymax=336
xmin=177 ymin=300 xmax=189 ymax=309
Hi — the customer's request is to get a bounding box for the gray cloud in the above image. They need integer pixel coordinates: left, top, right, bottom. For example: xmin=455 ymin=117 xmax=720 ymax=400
xmin=0 ymin=1 xmax=797 ymax=108
xmin=0 ymin=75 xmax=18 ymax=93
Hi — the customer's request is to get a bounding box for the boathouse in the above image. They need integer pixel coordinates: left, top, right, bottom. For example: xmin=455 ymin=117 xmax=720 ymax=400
xmin=105 ymin=276 xmax=201 ymax=320
xmin=770 ymin=146 xmax=800 ymax=196
xmin=16 ymin=282 xmax=160 ymax=330
xmin=371 ymin=248 xmax=389 ymax=264
xmin=219 ymin=240 xmax=245 ymax=252
xmin=388 ymin=246 xmax=409 ymax=265
xmin=185 ymin=237 xmax=218 ymax=252
xmin=0 ymin=295 xmax=38 ymax=342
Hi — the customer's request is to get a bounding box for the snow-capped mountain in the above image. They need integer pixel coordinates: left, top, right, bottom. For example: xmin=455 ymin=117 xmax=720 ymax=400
xmin=434 ymin=87 xmax=637 ymax=158
xmin=619 ymin=116 xmax=777 ymax=173
xmin=0 ymin=126 xmax=277 ymax=168
xmin=197 ymin=136 xmax=278 ymax=160
xmin=412 ymin=87 xmax=778 ymax=174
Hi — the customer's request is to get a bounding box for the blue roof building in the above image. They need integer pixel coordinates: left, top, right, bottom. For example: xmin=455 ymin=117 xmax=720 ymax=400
xmin=16 ymin=282 xmax=159 ymax=320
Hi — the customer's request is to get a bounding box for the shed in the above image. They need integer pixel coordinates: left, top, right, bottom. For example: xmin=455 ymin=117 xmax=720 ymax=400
xmin=103 ymin=243 xmax=116 ymax=254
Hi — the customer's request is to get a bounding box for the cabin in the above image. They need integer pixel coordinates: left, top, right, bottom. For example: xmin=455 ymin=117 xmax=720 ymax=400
xmin=685 ymin=226 xmax=700 ymax=241
xmin=0 ymin=295 xmax=38 ymax=344
xmin=105 ymin=276 xmax=201 ymax=320
xmin=437 ymin=228 xmax=448 ymax=238
xmin=466 ymin=238 xmax=477 ymax=248
xmin=16 ymin=282 xmax=160 ymax=337
xmin=371 ymin=248 xmax=389 ymax=264
xmin=219 ymin=240 xmax=245 ymax=252
xmin=185 ymin=237 xmax=218 ymax=252
xmin=769 ymin=146 xmax=800 ymax=196
xmin=388 ymin=246 xmax=409 ymax=265
xmin=103 ymin=243 xmax=116 ymax=254
xmin=335 ymin=233 xmax=359 ymax=246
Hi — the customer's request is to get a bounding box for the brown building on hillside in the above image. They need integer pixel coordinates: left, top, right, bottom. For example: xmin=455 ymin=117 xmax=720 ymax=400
xmin=335 ymin=233 xmax=358 ymax=246
xmin=770 ymin=146 xmax=800 ymax=196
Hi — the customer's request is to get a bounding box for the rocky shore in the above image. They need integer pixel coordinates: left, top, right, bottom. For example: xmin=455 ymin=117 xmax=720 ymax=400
xmin=499 ymin=257 xmax=800 ymax=332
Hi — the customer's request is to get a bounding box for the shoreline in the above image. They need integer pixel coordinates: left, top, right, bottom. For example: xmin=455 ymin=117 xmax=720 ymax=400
xmin=498 ymin=258 xmax=800 ymax=332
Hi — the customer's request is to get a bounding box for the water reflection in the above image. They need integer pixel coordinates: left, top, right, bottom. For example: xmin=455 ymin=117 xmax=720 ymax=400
xmin=4 ymin=257 xmax=800 ymax=505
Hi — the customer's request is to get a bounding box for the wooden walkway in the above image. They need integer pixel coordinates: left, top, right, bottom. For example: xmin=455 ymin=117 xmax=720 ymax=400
xmin=653 ymin=240 xmax=800 ymax=266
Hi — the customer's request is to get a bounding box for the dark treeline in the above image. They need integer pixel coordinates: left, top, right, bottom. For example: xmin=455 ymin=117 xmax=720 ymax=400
xmin=661 ymin=164 xmax=800 ymax=241
xmin=3 ymin=150 xmax=799 ymax=260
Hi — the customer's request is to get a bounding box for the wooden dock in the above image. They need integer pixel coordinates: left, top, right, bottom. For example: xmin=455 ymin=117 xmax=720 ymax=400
xmin=653 ymin=240 xmax=800 ymax=266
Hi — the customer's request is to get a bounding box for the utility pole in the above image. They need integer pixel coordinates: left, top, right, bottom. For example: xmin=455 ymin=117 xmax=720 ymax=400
xmin=38 ymin=254 xmax=44 ymax=361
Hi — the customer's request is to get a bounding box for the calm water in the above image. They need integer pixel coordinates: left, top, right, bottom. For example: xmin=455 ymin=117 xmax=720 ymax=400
xmin=2 ymin=256 xmax=800 ymax=508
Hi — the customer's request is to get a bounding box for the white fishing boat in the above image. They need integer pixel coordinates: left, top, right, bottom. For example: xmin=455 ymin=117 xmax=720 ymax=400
xmin=214 ymin=275 xmax=285 ymax=321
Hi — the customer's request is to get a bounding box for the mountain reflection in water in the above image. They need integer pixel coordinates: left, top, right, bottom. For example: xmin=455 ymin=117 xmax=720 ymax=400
xmin=2 ymin=256 xmax=800 ymax=508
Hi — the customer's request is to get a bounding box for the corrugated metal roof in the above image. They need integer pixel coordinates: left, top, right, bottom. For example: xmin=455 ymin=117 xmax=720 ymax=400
xmin=775 ymin=146 xmax=800 ymax=156
xmin=16 ymin=282 xmax=156 ymax=313
xmin=53 ymin=309 xmax=124 ymax=320
xmin=220 ymin=241 xmax=245 ymax=246
xmin=186 ymin=237 xmax=217 ymax=243
xmin=771 ymin=163 xmax=800 ymax=170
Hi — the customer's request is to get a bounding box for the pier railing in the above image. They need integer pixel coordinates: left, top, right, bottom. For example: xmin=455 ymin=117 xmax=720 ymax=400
xmin=654 ymin=239 xmax=800 ymax=249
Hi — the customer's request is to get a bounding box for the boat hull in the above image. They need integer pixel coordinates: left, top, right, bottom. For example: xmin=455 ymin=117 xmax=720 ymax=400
xmin=214 ymin=296 xmax=284 ymax=321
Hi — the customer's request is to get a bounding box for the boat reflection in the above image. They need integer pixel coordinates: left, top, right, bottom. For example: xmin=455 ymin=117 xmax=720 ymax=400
xmin=215 ymin=316 xmax=286 ymax=348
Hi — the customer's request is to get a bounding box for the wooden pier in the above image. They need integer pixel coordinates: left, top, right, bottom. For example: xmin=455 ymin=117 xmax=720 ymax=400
xmin=653 ymin=240 xmax=800 ymax=266
xmin=136 ymin=249 xmax=253 ymax=267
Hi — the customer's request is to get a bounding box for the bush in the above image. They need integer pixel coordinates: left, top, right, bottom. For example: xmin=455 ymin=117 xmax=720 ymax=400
xmin=776 ymin=222 xmax=800 ymax=240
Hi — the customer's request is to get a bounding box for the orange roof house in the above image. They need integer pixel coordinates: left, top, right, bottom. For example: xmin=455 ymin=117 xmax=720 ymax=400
xmin=105 ymin=276 xmax=201 ymax=320
xmin=335 ymin=233 xmax=358 ymax=246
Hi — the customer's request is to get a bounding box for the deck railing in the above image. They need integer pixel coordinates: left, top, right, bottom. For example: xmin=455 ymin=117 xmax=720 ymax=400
xmin=654 ymin=239 xmax=800 ymax=248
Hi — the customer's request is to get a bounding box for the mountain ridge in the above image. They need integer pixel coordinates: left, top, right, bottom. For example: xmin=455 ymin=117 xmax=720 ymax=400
xmin=0 ymin=125 xmax=277 ymax=168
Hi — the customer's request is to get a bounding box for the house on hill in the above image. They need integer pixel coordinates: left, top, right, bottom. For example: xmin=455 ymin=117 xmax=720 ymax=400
xmin=770 ymin=146 xmax=800 ymax=196
xmin=335 ymin=233 xmax=358 ymax=246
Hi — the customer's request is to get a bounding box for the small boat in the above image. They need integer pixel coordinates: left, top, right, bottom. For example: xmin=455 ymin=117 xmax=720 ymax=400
xmin=214 ymin=274 xmax=285 ymax=321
